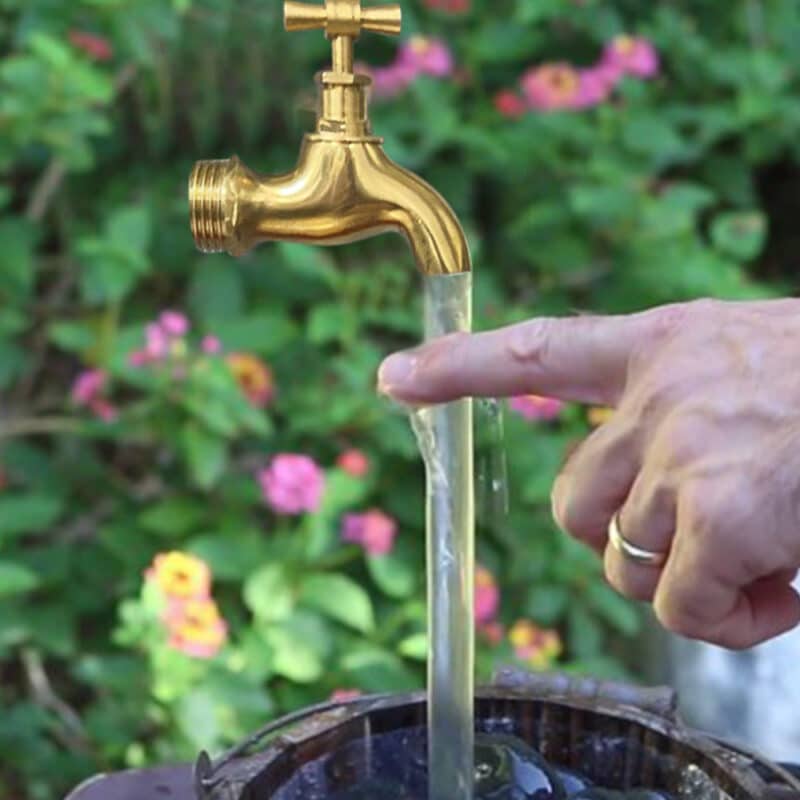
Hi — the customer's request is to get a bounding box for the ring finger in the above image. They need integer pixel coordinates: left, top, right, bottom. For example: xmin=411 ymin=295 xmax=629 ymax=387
xmin=604 ymin=465 xmax=677 ymax=602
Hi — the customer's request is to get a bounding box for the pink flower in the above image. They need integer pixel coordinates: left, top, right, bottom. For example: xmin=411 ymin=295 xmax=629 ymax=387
xmin=159 ymin=310 xmax=190 ymax=337
xmin=367 ymin=62 xmax=417 ymax=99
xmin=398 ymin=36 xmax=454 ymax=78
xmin=71 ymin=369 xmax=106 ymax=406
xmin=69 ymin=30 xmax=113 ymax=62
xmin=494 ymin=90 xmax=527 ymax=118
xmin=342 ymin=510 xmax=398 ymax=556
xmin=202 ymin=335 xmax=222 ymax=355
xmin=509 ymin=395 xmax=565 ymax=422
xmin=71 ymin=369 xmax=118 ymax=422
xmin=128 ymin=350 xmax=150 ymax=367
xmin=145 ymin=322 xmax=169 ymax=360
xmin=602 ymin=35 xmax=660 ymax=79
xmin=337 ymin=449 xmax=370 ymax=478
xmin=521 ymin=63 xmax=583 ymax=111
xmin=330 ymin=689 xmax=363 ymax=702
xmin=475 ymin=565 xmax=500 ymax=625
xmin=258 ymin=455 xmax=325 ymax=515
xmin=573 ymin=66 xmax=615 ymax=108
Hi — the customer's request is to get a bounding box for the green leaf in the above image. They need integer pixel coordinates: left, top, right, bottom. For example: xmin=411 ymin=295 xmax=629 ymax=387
xmin=585 ymin=583 xmax=641 ymax=636
xmin=211 ymin=311 xmax=296 ymax=357
xmin=341 ymin=645 xmax=419 ymax=692
xmin=188 ymin=258 xmax=245 ymax=324
xmin=710 ymin=211 xmax=768 ymax=261
xmin=567 ymin=605 xmax=603 ymax=659
xmin=0 ymin=493 xmax=63 ymax=542
xmin=48 ymin=321 xmax=98 ymax=354
xmin=308 ymin=303 xmax=354 ymax=344
xmin=0 ymin=562 xmax=40 ymax=597
xmin=299 ymin=572 xmax=374 ymax=633
xmin=175 ymin=688 xmax=220 ymax=752
xmin=0 ymin=218 xmax=37 ymax=299
xmin=523 ymin=584 xmax=569 ymax=626
xmin=187 ymin=527 xmax=271 ymax=582
xmin=397 ymin=633 xmax=428 ymax=661
xmin=244 ymin=564 xmax=294 ymax=622
xmin=138 ymin=498 xmax=205 ymax=537
xmin=367 ymin=550 xmax=416 ymax=599
xmin=318 ymin=471 xmax=370 ymax=520
xmin=107 ymin=206 xmax=151 ymax=252
xmin=180 ymin=423 xmax=228 ymax=490
xmin=262 ymin=623 xmax=323 ymax=683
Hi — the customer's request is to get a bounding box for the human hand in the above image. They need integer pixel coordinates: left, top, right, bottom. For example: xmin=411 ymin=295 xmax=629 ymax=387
xmin=378 ymin=298 xmax=800 ymax=649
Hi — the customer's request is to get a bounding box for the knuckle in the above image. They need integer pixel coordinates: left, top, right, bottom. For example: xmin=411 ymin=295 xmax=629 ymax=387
xmin=654 ymin=592 xmax=707 ymax=639
xmin=506 ymin=318 xmax=553 ymax=369
xmin=654 ymin=411 xmax=713 ymax=467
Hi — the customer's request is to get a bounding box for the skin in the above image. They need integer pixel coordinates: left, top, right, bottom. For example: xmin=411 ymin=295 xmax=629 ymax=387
xmin=378 ymin=298 xmax=800 ymax=650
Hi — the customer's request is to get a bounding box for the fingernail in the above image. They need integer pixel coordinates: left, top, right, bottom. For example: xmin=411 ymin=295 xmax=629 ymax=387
xmin=378 ymin=352 xmax=417 ymax=395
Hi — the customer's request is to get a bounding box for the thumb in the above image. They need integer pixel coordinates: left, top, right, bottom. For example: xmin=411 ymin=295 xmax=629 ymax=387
xmin=378 ymin=312 xmax=653 ymax=406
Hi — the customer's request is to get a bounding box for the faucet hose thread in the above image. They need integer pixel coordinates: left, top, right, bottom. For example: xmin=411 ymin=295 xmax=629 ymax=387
xmin=189 ymin=159 xmax=234 ymax=253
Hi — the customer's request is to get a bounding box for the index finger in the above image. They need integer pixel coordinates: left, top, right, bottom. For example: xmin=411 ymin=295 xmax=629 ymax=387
xmin=378 ymin=311 xmax=656 ymax=406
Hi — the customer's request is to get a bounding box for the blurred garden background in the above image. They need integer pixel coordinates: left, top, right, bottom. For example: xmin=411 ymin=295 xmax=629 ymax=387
xmin=2 ymin=0 xmax=800 ymax=797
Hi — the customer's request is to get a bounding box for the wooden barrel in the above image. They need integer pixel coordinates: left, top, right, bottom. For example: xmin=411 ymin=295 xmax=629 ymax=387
xmin=196 ymin=670 xmax=800 ymax=800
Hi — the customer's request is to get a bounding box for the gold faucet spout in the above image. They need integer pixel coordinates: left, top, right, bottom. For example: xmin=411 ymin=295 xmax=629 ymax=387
xmin=189 ymin=0 xmax=471 ymax=276
xmin=189 ymin=136 xmax=470 ymax=276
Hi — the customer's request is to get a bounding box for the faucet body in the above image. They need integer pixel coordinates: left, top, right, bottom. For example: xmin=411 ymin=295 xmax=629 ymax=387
xmin=189 ymin=1 xmax=471 ymax=276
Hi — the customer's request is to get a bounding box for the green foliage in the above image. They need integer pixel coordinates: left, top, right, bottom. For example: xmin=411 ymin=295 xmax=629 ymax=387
xmin=2 ymin=0 xmax=800 ymax=797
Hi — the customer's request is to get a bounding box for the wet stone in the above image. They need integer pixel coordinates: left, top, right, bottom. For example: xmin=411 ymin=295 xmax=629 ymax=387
xmin=474 ymin=733 xmax=567 ymax=800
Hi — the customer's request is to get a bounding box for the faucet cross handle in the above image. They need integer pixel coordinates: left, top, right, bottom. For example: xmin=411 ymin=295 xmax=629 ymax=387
xmin=285 ymin=0 xmax=402 ymax=73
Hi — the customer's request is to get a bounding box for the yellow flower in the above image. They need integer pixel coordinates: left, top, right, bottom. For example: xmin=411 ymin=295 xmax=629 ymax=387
xmin=145 ymin=552 xmax=211 ymax=600
xmin=509 ymin=620 xmax=563 ymax=670
xmin=587 ymin=406 xmax=615 ymax=428
xmin=226 ymin=353 xmax=274 ymax=408
xmin=165 ymin=598 xmax=227 ymax=659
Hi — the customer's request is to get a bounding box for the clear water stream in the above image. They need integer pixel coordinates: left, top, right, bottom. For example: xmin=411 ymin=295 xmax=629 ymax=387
xmin=411 ymin=273 xmax=475 ymax=800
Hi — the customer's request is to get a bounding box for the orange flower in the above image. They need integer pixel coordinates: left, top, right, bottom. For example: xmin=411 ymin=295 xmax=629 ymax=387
xmin=587 ymin=406 xmax=615 ymax=427
xmin=145 ymin=552 xmax=211 ymax=600
xmin=226 ymin=353 xmax=274 ymax=408
xmin=509 ymin=620 xmax=563 ymax=670
xmin=165 ymin=598 xmax=227 ymax=659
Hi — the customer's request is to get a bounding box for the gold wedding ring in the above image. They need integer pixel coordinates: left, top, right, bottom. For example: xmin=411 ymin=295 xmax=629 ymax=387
xmin=608 ymin=512 xmax=668 ymax=568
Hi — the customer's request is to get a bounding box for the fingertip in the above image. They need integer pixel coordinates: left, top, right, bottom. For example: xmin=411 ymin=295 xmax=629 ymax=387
xmin=377 ymin=351 xmax=418 ymax=399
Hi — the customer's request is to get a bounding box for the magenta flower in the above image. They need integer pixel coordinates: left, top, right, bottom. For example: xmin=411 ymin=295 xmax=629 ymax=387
xmin=475 ymin=565 xmax=500 ymax=625
xmin=202 ymin=335 xmax=222 ymax=355
xmin=159 ymin=310 xmax=190 ymax=337
xmin=602 ymin=35 xmax=659 ymax=79
xmin=509 ymin=395 xmax=564 ymax=422
xmin=398 ymin=36 xmax=454 ymax=78
xmin=258 ymin=455 xmax=325 ymax=516
xmin=72 ymin=369 xmax=106 ymax=406
xmin=342 ymin=510 xmax=398 ymax=557
xmin=71 ymin=369 xmax=118 ymax=422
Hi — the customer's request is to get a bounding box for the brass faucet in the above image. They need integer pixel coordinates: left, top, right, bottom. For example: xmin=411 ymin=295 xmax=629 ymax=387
xmin=188 ymin=0 xmax=470 ymax=276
